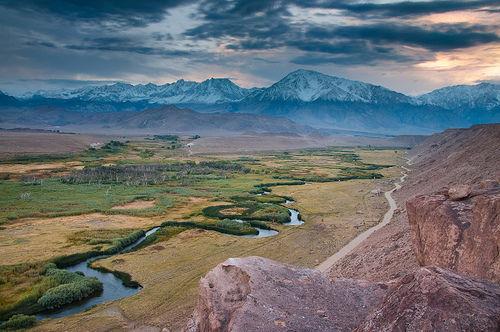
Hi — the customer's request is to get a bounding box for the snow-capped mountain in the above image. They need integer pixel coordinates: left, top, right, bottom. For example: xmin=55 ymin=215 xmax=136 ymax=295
xmin=7 ymin=69 xmax=499 ymax=134
xmin=417 ymin=82 xmax=500 ymax=110
xmin=243 ymin=69 xmax=413 ymax=104
xmin=31 ymin=78 xmax=251 ymax=104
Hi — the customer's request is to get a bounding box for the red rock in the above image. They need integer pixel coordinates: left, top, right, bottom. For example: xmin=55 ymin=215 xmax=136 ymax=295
xmin=356 ymin=267 xmax=500 ymax=332
xmin=407 ymin=185 xmax=500 ymax=282
xmin=188 ymin=259 xmax=500 ymax=332
xmin=186 ymin=256 xmax=387 ymax=332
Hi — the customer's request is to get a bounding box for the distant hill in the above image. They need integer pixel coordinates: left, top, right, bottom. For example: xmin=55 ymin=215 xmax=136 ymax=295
xmin=116 ymin=106 xmax=309 ymax=134
xmin=0 ymin=105 xmax=311 ymax=135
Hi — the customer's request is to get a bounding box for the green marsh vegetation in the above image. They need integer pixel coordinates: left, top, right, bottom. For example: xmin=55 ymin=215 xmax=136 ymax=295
xmin=0 ymin=229 xmax=148 ymax=320
xmin=0 ymin=314 xmax=37 ymax=330
xmin=161 ymin=220 xmax=260 ymax=236
xmin=0 ymin=263 xmax=102 ymax=321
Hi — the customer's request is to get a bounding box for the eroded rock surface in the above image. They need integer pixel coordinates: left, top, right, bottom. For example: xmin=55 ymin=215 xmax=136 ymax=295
xmin=357 ymin=267 xmax=500 ymax=332
xmin=188 ymin=258 xmax=500 ymax=332
xmin=186 ymin=256 xmax=388 ymax=332
xmin=407 ymin=184 xmax=500 ymax=282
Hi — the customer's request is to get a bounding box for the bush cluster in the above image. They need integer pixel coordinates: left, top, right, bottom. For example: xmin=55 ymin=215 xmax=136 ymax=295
xmin=273 ymin=172 xmax=383 ymax=183
xmin=0 ymin=314 xmax=36 ymax=330
xmin=52 ymin=230 xmax=145 ymax=267
xmin=203 ymin=201 xmax=291 ymax=224
xmin=62 ymin=161 xmax=250 ymax=185
xmin=161 ymin=220 xmax=259 ymax=236
xmin=37 ymin=277 xmax=102 ymax=310
xmin=153 ymin=135 xmax=179 ymax=141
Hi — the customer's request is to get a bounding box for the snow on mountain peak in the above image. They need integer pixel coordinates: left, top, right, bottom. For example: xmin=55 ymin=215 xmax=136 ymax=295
xmin=246 ymin=69 xmax=411 ymax=104
xmin=17 ymin=70 xmax=498 ymax=110
xmin=417 ymin=82 xmax=500 ymax=110
xmin=30 ymin=77 xmax=250 ymax=104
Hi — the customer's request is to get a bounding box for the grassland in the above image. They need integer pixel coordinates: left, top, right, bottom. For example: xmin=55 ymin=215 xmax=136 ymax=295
xmin=0 ymin=135 xmax=405 ymax=330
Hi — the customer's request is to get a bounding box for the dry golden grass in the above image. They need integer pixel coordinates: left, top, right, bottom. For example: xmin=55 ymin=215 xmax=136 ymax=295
xmin=0 ymin=214 xmax=158 ymax=266
xmin=111 ymin=200 xmax=156 ymax=210
xmin=0 ymin=161 xmax=83 ymax=176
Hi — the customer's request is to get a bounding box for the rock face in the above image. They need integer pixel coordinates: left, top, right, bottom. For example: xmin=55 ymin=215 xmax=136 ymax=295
xmin=357 ymin=267 xmax=500 ymax=332
xmin=188 ymin=258 xmax=500 ymax=332
xmin=407 ymin=184 xmax=500 ymax=282
xmin=186 ymin=256 xmax=388 ymax=332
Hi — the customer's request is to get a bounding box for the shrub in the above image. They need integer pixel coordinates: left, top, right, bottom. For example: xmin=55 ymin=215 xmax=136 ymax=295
xmin=203 ymin=201 xmax=291 ymax=224
xmin=52 ymin=230 xmax=145 ymax=267
xmin=51 ymin=251 xmax=101 ymax=268
xmin=161 ymin=220 xmax=259 ymax=236
xmin=247 ymin=220 xmax=272 ymax=230
xmin=153 ymin=135 xmax=179 ymax=141
xmin=92 ymin=267 xmax=140 ymax=288
xmin=44 ymin=267 xmax=82 ymax=285
xmin=0 ymin=314 xmax=36 ymax=330
xmin=102 ymin=140 xmax=126 ymax=151
xmin=37 ymin=277 xmax=102 ymax=310
xmin=62 ymin=161 xmax=249 ymax=186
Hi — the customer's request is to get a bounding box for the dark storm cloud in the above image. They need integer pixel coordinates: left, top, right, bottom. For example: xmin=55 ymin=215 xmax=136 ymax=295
xmin=290 ymin=41 xmax=412 ymax=65
xmin=65 ymin=37 xmax=192 ymax=58
xmin=185 ymin=0 xmax=499 ymax=61
xmin=185 ymin=0 xmax=292 ymax=42
xmin=24 ymin=40 xmax=57 ymax=48
xmin=0 ymin=0 xmax=194 ymax=28
xmin=306 ymin=23 xmax=500 ymax=51
xmin=288 ymin=40 xmax=412 ymax=64
xmin=0 ymin=0 xmax=498 ymax=94
xmin=301 ymin=0 xmax=499 ymax=18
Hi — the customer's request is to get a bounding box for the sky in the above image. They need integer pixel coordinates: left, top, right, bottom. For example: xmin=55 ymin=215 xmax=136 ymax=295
xmin=0 ymin=0 xmax=499 ymax=96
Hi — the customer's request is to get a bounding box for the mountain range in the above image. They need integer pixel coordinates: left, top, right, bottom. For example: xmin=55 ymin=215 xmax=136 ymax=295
xmin=1 ymin=69 xmax=499 ymax=134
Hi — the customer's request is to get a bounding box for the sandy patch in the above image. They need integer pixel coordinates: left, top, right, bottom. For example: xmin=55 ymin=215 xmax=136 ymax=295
xmin=112 ymin=200 xmax=156 ymax=210
xmin=0 ymin=161 xmax=83 ymax=174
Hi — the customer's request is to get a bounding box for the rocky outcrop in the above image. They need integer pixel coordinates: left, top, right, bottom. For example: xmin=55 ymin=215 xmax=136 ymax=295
xmin=188 ymin=258 xmax=500 ymax=331
xmin=186 ymin=256 xmax=388 ymax=332
xmin=357 ymin=266 xmax=500 ymax=332
xmin=407 ymin=183 xmax=500 ymax=283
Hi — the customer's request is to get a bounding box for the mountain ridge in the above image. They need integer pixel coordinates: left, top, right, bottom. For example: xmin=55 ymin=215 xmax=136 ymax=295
xmin=3 ymin=70 xmax=499 ymax=134
xmin=17 ymin=69 xmax=499 ymax=110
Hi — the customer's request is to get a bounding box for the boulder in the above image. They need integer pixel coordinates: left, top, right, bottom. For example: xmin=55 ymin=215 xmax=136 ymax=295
xmin=186 ymin=256 xmax=388 ymax=332
xmin=407 ymin=184 xmax=500 ymax=282
xmin=447 ymin=184 xmax=471 ymax=200
xmin=356 ymin=267 xmax=500 ymax=332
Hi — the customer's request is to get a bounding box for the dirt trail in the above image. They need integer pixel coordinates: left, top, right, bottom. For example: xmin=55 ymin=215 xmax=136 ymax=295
xmin=316 ymin=162 xmax=409 ymax=273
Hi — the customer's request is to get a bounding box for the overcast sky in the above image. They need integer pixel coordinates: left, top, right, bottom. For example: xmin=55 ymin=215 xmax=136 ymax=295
xmin=0 ymin=0 xmax=498 ymax=95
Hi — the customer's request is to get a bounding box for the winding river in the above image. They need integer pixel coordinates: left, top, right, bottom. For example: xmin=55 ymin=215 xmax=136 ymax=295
xmin=37 ymin=200 xmax=304 ymax=319
xmin=37 ymin=227 xmax=161 ymax=319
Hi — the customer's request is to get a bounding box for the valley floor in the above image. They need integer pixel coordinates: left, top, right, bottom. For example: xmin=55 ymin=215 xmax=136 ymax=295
xmin=0 ymin=133 xmax=404 ymax=331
